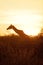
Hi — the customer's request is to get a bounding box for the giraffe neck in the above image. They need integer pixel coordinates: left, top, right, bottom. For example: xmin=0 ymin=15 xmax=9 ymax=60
xmin=12 ymin=26 xmax=19 ymax=34
xmin=12 ymin=26 xmax=25 ymax=36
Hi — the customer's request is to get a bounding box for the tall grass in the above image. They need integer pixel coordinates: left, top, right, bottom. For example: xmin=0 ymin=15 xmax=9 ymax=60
xmin=0 ymin=34 xmax=43 ymax=65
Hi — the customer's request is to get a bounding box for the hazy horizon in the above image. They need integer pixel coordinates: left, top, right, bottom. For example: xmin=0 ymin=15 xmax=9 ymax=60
xmin=0 ymin=0 xmax=43 ymax=36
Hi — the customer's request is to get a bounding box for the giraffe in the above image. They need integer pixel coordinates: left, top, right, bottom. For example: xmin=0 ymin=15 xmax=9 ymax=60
xmin=7 ymin=24 xmax=28 ymax=38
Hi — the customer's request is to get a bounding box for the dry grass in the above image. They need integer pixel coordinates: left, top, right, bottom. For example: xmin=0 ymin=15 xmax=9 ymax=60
xmin=0 ymin=34 xmax=43 ymax=65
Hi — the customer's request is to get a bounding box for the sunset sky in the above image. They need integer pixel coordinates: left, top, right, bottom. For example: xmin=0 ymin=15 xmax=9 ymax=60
xmin=0 ymin=0 xmax=43 ymax=36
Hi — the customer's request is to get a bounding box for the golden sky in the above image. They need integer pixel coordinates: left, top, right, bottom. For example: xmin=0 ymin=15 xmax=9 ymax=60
xmin=0 ymin=0 xmax=43 ymax=36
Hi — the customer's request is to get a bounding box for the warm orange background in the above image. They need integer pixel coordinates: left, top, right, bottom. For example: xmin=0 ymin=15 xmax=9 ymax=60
xmin=0 ymin=0 xmax=43 ymax=36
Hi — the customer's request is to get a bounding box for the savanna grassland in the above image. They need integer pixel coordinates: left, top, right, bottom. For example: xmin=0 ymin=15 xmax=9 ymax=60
xmin=0 ymin=34 xmax=43 ymax=65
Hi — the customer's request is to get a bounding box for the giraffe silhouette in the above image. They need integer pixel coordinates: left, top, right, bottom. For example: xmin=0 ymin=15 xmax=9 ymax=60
xmin=7 ymin=24 xmax=29 ymax=39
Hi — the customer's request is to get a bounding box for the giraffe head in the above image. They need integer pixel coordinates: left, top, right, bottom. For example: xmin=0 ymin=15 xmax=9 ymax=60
xmin=7 ymin=24 xmax=14 ymax=30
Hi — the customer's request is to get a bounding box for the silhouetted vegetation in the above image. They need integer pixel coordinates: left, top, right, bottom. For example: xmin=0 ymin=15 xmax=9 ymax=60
xmin=0 ymin=33 xmax=43 ymax=65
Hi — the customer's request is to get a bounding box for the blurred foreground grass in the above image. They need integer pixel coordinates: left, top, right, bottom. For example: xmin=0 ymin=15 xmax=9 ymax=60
xmin=0 ymin=34 xmax=43 ymax=65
